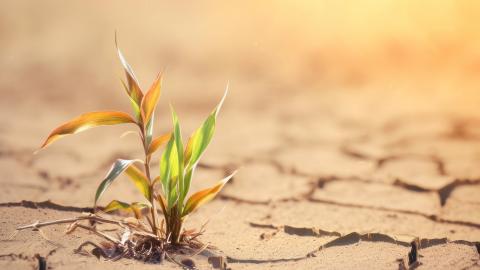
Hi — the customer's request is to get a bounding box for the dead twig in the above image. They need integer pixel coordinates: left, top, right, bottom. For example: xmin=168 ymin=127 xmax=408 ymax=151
xmin=13 ymin=213 xmax=210 ymax=265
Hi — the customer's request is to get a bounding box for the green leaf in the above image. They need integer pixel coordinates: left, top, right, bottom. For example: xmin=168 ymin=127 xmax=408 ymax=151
xmin=160 ymin=134 xmax=176 ymax=209
xmin=94 ymin=159 xmax=142 ymax=207
xmin=184 ymin=87 xmax=228 ymax=169
xmin=171 ymin=109 xmax=186 ymax=207
xmin=124 ymin=164 xmax=151 ymax=200
xmin=182 ymin=88 xmax=228 ymax=200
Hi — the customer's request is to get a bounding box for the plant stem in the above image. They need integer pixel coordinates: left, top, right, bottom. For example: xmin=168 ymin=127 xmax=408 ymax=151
xmin=166 ymin=205 xmax=182 ymax=244
xmin=146 ymin=157 xmax=159 ymax=237
xmin=139 ymin=125 xmax=159 ymax=237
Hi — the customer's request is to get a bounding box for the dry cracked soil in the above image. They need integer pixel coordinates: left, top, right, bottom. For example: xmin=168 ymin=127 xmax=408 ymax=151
xmin=1 ymin=1 xmax=480 ymax=270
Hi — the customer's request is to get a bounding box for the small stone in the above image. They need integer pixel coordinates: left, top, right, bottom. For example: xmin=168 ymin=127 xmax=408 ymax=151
xmin=181 ymin=258 xmax=195 ymax=269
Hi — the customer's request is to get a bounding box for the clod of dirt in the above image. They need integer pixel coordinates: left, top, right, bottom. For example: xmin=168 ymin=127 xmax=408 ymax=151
xmin=323 ymin=232 xmax=361 ymax=248
xmin=208 ymin=256 xmax=228 ymax=269
xmin=360 ymin=233 xmax=402 ymax=246
xmin=34 ymin=254 xmax=46 ymax=270
xmin=283 ymin=225 xmax=342 ymax=237
xmin=418 ymin=238 xmax=447 ymax=248
xmin=397 ymin=258 xmax=407 ymax=270
xmin=260 ymin=232 xmax=277 ymax=240
xmin=180 ymin=258 xmax=196 ymax=269
xmin=408 ymin=241 xmax=418 ymax=266
xmin=283 ymin=226 xmax=318 ymax=237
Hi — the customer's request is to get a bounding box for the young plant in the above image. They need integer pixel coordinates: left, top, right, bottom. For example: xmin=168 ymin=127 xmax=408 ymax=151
xmin=32 ymin=42 xmax=234 ymax=251
xmin=158 ymin=91 xmax=234 ymax=244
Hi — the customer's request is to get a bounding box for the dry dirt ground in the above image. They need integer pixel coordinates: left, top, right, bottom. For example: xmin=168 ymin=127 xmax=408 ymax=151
xmin=1 ymin=1 xmax=480 ymax=270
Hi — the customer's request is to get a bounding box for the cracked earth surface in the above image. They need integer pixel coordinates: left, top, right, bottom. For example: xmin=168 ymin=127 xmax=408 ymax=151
xmin=1 ymin=1 xmax=480 ymax=269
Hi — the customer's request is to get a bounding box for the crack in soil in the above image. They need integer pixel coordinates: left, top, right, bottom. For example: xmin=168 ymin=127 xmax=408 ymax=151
xmin=307 ymin=197 xmax=480 ymax=229
xmin=249 ymin=222 xmax=342 ymax=238
xmin=375 ymin=154 xmax=446 ymax=176
xmin=218 ymin=176 xmax=480 ymax=230
xmin=226 ymin=227 xmax=480 ymax=265
xmin=213 ymin=150 xmax=479 ymax=210
xmin=0 ymin=248 xmax=57 ymax=263
xmin=0 ymin=200 xmax=94 ymax=213
xmin=1 ymin=117 xmax=479 ymax=268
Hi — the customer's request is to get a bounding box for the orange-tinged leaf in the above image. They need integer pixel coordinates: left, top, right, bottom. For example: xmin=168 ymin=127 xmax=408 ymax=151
xmin=39 ymin=111 xmax=136 ymax=150
xmin=141 ymin=74 xmax=162 ymax=125
xmin=147 ymin=132 xmax=172 ymax=155
xmin=183 ymin=171 xmax=236 ymax=216
xmin=124 ymin=164 xmax=151 ymax=200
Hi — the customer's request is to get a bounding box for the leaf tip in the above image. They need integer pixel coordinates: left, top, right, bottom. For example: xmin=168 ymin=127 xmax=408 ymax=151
xmin=114 ymin=30 xmax=119 ymax=48
xmin=215 ymin=83 xmax=229 ymax=118
xmin=224 ymin=170 xmax=237 ymax=183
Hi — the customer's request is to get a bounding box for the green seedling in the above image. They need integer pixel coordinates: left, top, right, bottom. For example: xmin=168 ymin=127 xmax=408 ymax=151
xmin=16 ymin=41 xmax=234 ymax=262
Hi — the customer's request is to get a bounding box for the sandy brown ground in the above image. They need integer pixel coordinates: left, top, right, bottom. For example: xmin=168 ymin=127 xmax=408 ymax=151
xmin=1 ymin=1 xmax=480 ymax=269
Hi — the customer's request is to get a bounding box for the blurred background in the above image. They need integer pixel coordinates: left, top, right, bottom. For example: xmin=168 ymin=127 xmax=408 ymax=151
xmin=2 ymin=0 xmax=480 ymax=112
xmin=1 ymin=0 xmax=480 ymax=205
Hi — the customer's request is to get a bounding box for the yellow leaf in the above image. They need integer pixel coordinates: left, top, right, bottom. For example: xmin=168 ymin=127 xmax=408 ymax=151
xmin=104 ymin=200 xmax=131 ymax=212
xmin=39 ymin=111 xmax=136 ymax=150
xmin=141 ymin=74 xmax=162 ymax=126
xmin=183 ymin=171 xmax=236 ymax=216
xmin=147 ymin=132 xmax=172 ymax=155
xmin=125 ymin=164 xmax=151 ymax=200
xmin=104 ymin=200 xmax=148 ymax=219
xmin=130 ymin=202 xmax=148 ymax=219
